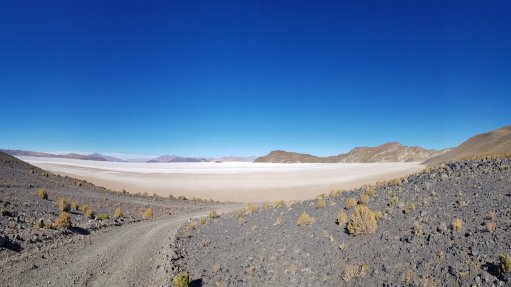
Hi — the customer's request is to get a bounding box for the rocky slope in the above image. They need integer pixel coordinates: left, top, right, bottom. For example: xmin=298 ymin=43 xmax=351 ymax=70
xmin=0 ymin=151 xmax=220 ymax=255
xmin=425 ymin=125 xmax=511 ymax=165
xmin=174 ymin=156 xmax=511 ymax=286
xmin=255 ymin=142 xmax=448 ymax=163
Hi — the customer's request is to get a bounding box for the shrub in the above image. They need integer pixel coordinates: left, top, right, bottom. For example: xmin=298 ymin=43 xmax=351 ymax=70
xmin=58 ymin=198 xmax=71 ymax=212
xmin=34 ymin=218 xmax=45 ymax=229
xmin=452 ymin=218 xmax=463 ymax=231
xmin=172 ymin=271 xmax=191 ymax=287
xmin=359 ymin=194 xmax=369 ymax=204
xmin=114 ymin=208 xmax=123 ymax=219
xmin=373 ymin=211 xmax=384 ymax=220
xmin=208 ymin=210 xmax=219 ymax=219
xmin=142 ymin=208 xmax=153 ymax=219
xmin=316 ymin=198 xmax=326 ymax=209
xmin=54 ymin=212 xmax=72 ymax=229
xmin=297 ymin=212 xmax=313 ymax=226
xmin=80 ymin=204 xmax=89 ymax=212
xmin=347 ymin=205 xmax=377 ymax=235
xmin=342 ymin=264 xmax=368 ymax=281
xmin=245 ymin=203 xmax=257 ymax=214
xmin=273 ymin=200 xmax=286 ymax=208
xmin=235 ymin=209 xmax=245 ymax=218
xmin=364 ymin=186 xmax=376 ymax=197
xmin=71 ymin=201 xmax=79 ymax=210
xmin=390 ymin=195 xmax=399 ymax=206
xmin=487 ymin=222 xmax=496 ymax=233
xmin=345 ymin=197 xmax=357 ymax=209
xmin=96 ymin=214 xmax=109 ymax=220
xmin=342 ymin=265 xmax=358 ymax=282
xmin=262 ymin=203 xmax=271 ymax=209
xmin=499 ymin=254 xmax=511 ymax=274
xmin=337 ymin=210 xmax=348 ymax=225
xmin=274 ymin=217 xmax=283 ymax=225
xmin=84 ymin=207 xmax=95 ymax=219
xmin=37 ymin=188 xmax=48 ymax=200
xmin=199 ymin=218 xmax=207 ymax=225
xmin=407 ymin=202 xmax=416 ymax=212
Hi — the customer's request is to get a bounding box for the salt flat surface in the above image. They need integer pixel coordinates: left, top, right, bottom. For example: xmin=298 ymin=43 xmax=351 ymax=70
xmin=19 ymin=156 xmax=424 ymax=202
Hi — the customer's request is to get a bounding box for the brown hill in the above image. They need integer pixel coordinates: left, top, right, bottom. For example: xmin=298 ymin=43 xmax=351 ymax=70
xmin=255 ymin=143 xmax=448 ymax=163
xmin=424 ymin=125 xmax=511 ymax=165
xmin=254 ymin=150 xmax=324 ymax=163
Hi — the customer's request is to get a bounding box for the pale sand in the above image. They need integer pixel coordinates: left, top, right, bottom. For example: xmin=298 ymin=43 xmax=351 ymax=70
xmin=19 ymin=157 xmax=424 ymax=202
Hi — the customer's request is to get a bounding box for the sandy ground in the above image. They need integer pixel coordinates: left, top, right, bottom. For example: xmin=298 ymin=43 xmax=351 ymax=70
xmin=18 ymin=157 xmax=424 ymax=202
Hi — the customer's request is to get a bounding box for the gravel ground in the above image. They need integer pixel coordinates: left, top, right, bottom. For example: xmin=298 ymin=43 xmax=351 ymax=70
xmin=174 ymin=157 xmax=511 ymax=286
xmin=0 ymin=151 xmax=226 ymax=257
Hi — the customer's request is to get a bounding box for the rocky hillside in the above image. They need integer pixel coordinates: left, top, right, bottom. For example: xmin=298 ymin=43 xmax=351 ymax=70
xmin=425 ymin=125 xmax=511 ymax=165
xmin=174 ymin=156 xmax=511 ymax=286
xmin=0 ymin=152 xmax=217 ymax=254
xmin=255 ymin=143 xmax=448 ymax=163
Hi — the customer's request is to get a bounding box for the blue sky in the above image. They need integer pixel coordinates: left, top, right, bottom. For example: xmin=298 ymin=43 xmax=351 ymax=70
xmin=1 ymin=1 xmax=510 ymax=157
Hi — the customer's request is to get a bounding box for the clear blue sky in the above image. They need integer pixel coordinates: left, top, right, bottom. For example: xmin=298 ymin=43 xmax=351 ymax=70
xmin=1 ymin=1 xmax=510 ymax=157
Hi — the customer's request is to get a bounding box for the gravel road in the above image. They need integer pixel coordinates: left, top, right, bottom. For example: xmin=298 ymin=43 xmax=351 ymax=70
xmin=1 ymin=208 xmax=235 ymax=287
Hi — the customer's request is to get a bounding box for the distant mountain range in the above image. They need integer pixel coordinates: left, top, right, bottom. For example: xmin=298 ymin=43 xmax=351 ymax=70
xmin=255 ymin=143 xmax=450 ymax=163
xmin=0 ymin=150 xmax=125 ymax=162
xmin=1 ymin=149 xmax=256 ymax=163
xmin=147 ymin=155 xmax=209 ymax=163
xmin=4 ymin=125 xmax=510 ymax=165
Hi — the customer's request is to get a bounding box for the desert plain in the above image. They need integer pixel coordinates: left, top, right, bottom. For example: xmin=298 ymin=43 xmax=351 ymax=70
xmin=19 ymin=156 xmax=423 ymax=202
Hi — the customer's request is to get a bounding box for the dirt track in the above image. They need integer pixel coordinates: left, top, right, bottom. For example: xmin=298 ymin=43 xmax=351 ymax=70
xmin=0 ymin=208 xmax=236 ymax=287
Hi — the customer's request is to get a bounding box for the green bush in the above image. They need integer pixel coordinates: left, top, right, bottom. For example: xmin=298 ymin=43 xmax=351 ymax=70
xmin=96 ymin=214 xmax=110 ymax=220
xmin=499 ymin=254 xmax=511 ymax=274
xmin=172 ymin=271 xmax=191 ymax=287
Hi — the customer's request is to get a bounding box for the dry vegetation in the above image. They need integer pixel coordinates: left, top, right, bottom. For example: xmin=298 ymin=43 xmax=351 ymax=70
xmin=347 ymin=205 xmax=377 ymax=235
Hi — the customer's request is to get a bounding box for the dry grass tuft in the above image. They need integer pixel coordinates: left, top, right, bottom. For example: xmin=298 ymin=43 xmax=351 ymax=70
xmin=208 ymin=210 xmax=219 ymax=219
xmin=336 ymin=210 xmax=347 ymax=225
xmin=316 ymin=198 xmax=326 ymax=209
xmin=345 ymin=197 xmax=357 ymax=209
xmin=37 ymin=188 xmax=48 ymax=200
xmin=142 ymin=208 xmax=154 ymax=219
xmin=114 ymin=208 xmax=123 ymax=219
xmin=499 ymin=254 xmax=511 ymax=274
xmin=347 ymin=205 xmax=377 ymax=235
xmin=452 ymin=218 xmax=463 ymax=231
xmin=84 ymin=207 xmax=95 ymax=219
xmin=54 ymin=211 xmax=72 ymax=229
xmin=297 ymin=212 xmax=313 ymax=226
xmin=486 ymin=222 xmax=496 ymax=233
xmin=245 ymin=203 xmax=257 ymax=215
xmin=71 ymin=201 xmax=79 ymax=211
xmin=58 ymin=198 xmax=71 ymax=212
xmin=96 ymin=214 xmax=109 ymax=220
xmin=364 ymin=186 xmax=376 ymax=197
xmin=273 ymin=200 xmax=286 ymax=208
xmin=172 ymin=271 xmax=191 ymax=287
xmin=359 ymin=193 xmax=369 ymax=204
xmin=342 ymin=264 xmax=368 ymax=282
